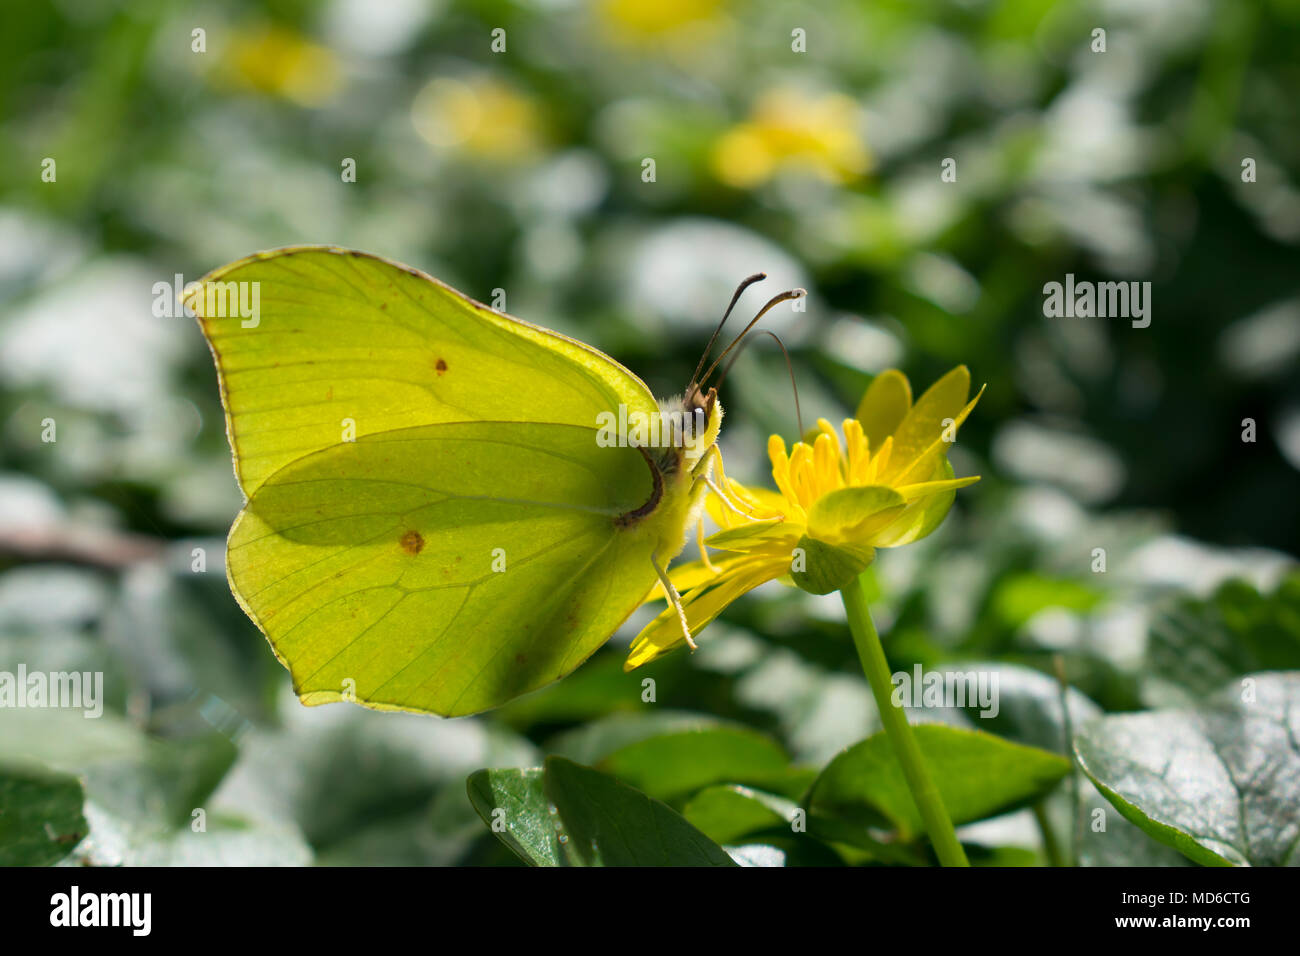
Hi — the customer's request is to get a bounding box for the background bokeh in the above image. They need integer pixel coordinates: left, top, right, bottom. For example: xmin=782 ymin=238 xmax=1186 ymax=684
xmin=1 ymin=0 xmax=1297 ymax=865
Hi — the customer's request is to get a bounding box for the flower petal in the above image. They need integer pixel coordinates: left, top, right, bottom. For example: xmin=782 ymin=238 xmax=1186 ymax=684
xmin=873 ymin=458 xmax=962 ymax=547
xmin=894 ymin=475 xmax=981 ymax=500
xmin=877 ymin=365 xmax=970 ymax=483
xmin=706 ymin=520 xmax=799 ymax=552
xmin=644 ymin=551 xmax=763 ymax=599
xmin=855 ymin=369 xmax=913 ymax=448
xmin=892 ymin=385 xmax=984 ymax=487
xmin=624 ymin=560 xmax=784 ymax=670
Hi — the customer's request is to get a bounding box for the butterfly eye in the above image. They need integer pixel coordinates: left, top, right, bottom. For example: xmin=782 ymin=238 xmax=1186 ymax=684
xmin=684 ymin=384 xmax=715 ymax=417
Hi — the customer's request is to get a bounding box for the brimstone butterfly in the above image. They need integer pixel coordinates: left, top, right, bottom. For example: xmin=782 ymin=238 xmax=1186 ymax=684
xmin=188 ymin=246 xmax=800 ymax=716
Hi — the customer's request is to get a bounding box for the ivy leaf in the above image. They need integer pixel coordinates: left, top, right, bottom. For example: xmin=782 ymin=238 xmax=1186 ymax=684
xmin=1074 ymin=671 xmax=1300 ymax=867
xmin=0 ymin=765 xmax=87 ymax=866
xmin=807 ymin=725 xmax=1071 ymax=840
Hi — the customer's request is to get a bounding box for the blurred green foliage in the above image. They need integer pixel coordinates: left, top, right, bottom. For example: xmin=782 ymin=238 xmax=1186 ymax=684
xmin=1 ymin=0 xmax=1298 ymax=865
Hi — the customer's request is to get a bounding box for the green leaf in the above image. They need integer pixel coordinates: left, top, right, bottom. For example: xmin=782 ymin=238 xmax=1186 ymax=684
xmin=548 ymin=712 xmax=794 ymax=800
xmin=807 ymin=725 xmax=1071 ymax=840
xmin=234 ymin=706 xmax=536 ymax=854
xmin=0 ymin=709 xmax=312 ymax=865
xmin=960 ymin=662 xmax=1102 ymax=754
xmin=727 ymin=844 xmax=786 ymax=866
xmin=1076 ymin=793 xmax=1193 ymax=868
xmin=1144 ymin=574 xmax=1300 ymax=707
xmin=596 ymin=727 xmax=790 ymax=801
xmin=0 ymin=710 xmax=235 ymax=829
xmin=682 ymin=785 xmax=797 ymax=844
xmin=542 ymin=757 xmax=736 ymax=866
xmin=0 ymin=765 xmax=87 ymax=866
xmin=990 ymin=573 xmax=1102 ymax=629
xmin=76 ymin=805 xmax=312 ymax=866
xmin=466 ymin=768 xmax=561 ymax=867
xmin=546 ymin=711 xmax=724 ymax=764
xmin=967 ymin=844 xmax=1039 ymax=867
xmin=494 ymin=650 xmax=644 ymax=729
xmin=468 ymin=758 xmax=736 ymax=866
xmin=1074 ymin=671 xmax=1300 ymax=867
xmin=148 ymin=733 xmax=239 ymax=828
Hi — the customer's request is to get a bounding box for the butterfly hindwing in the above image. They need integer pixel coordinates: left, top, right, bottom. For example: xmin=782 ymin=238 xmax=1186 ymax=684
xmin=231 ymin=421 xmax=661 ymax=716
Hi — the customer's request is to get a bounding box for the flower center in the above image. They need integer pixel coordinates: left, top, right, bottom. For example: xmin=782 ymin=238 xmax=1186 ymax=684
xmin=768 ymin=417 xmax=896 ymax=520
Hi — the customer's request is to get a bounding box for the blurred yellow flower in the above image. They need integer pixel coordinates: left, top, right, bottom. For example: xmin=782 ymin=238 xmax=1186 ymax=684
xmin=711 ymin=89 xmax=870 ymax=188
xmin=412 ymin=76 xmax=544 ymax=161
xmin=224 ymin=24 xmax=341 ymax=107
xmin=626 ymin=367 xmax=982 ymax=670
xmin=595 ymin=0 xmax=727 ymax=39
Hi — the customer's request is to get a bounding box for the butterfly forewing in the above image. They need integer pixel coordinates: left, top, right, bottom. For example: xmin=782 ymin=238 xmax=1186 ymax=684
xmin=189 ymin=247 xmax=659 ymax=497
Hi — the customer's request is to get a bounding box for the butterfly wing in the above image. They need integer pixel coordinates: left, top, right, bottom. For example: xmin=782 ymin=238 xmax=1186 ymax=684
xmin=186 ymin=246 xmax=660 ymax=496
xmin=190 ymin=248 xmax=674 ymax=715
xmin=229 ymin=421 xmax=663 ymax=716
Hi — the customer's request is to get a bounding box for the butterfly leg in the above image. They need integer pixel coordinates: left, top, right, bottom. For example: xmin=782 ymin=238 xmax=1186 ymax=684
xmin=698 ymin=445 xmax=775 ymax=522
xmin=651 ymin=551 xmax=696 ymax=651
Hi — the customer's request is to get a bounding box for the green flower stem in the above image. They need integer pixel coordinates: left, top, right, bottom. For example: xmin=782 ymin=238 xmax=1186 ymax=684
xmin=1032 ymin=801 xmax=1065 ymax=868
xmin=841 ymin=574 xmax=969 ymax=867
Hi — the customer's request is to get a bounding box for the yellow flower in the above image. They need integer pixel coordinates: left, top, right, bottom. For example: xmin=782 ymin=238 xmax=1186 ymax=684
xmin=711 ymin=89 xmax=870 ymax=189
xmin=411 ymin=76 xmax=545 ymax=161
xmin=595 ymin=0 xmax=728 ymax=40
xmin=223 ymin=24 xmax=341 ymax=107
xmin=626 ymin=366 xmax=983 ymax=670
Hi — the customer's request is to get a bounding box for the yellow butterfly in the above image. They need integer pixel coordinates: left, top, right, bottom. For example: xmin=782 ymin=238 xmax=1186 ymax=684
xmin=187 ymin=247 xmax=800 ymax=716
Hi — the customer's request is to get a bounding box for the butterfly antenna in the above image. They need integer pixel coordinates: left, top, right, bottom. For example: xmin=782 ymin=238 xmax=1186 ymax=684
xmin=699 ymin=288 xmax=805 ymax=387
xmin=688 ymin=272 xmax=767 ymax=392
xmin=716 ymin=329 xmax=805 ymax=438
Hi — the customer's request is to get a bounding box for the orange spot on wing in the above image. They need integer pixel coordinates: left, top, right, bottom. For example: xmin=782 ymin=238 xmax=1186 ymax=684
xmin=435 ymin=358 xmax=448 ymax=375
xmin=399 ymin=530 xmax=425 ymax=555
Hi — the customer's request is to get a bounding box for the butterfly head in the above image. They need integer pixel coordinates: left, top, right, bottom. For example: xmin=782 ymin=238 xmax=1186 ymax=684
xmin=681 ymin=384 xmax=722 ymax=470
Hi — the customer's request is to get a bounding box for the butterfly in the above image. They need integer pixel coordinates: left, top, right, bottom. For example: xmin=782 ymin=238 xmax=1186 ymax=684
xmin=188 ymin=247 xmax=801 ymax=716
